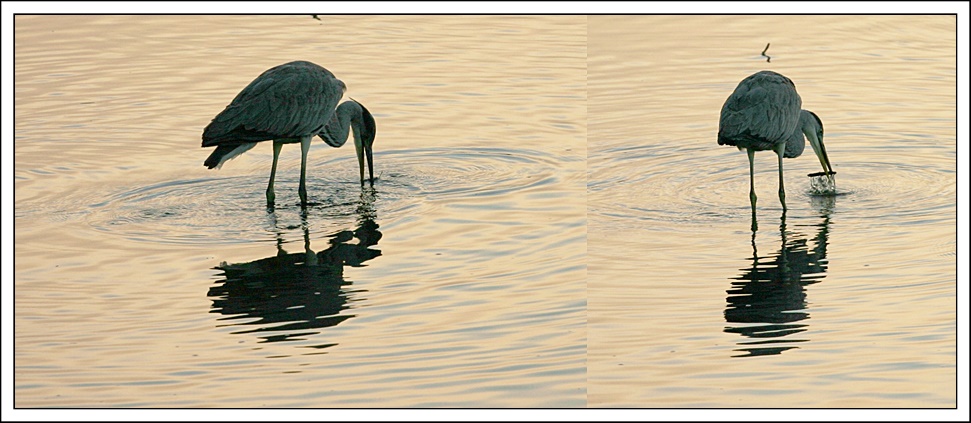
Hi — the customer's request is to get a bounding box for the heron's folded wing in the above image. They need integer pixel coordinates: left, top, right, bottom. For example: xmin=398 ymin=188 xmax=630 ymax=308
xmin=718 ymin=74 xmax=801 ymax=146
xmin=202 ymin=61 xmax=344 ymax=146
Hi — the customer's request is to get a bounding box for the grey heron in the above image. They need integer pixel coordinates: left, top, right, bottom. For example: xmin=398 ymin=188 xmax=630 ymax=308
xmin=202 ymin=60 xmax=376 ymax=207
xmin=717 ymin=70 xmax=833 ymax=211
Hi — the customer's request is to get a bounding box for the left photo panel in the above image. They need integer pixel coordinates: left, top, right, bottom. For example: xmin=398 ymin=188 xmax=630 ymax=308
xmin=13 ymin=15 xmax=587 ymax=408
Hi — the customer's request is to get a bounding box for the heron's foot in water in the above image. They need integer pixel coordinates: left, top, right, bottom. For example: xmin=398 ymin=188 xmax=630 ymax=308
xmin=266 ymin=189 xmax=276 ymax=207
xmin=298 ymin=189 xmax=308 ymax=207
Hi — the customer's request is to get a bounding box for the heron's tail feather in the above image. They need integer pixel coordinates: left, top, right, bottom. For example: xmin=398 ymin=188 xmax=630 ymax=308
xmin=204 ymin=143 xmax=257 ymax=169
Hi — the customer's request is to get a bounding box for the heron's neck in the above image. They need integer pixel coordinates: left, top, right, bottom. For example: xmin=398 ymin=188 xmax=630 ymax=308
xmin=321 ymin=101 xmax=362 ymax=148
xmin=798 ymin=110 xmax=820 ymax=138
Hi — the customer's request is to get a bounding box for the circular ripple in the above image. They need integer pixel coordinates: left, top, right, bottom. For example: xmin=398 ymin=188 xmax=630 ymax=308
xmin=589 ymin=142 xmax=954 ymax=229
xmin=360 ymin=146 xmax=571 ymax=220
xmin=45 ymin=146 xmax=569 ymax=245
xmin=376 ymin=146 xmax=565 ymax=198
xmin=83 ymin=176 xmax=370 ymax=245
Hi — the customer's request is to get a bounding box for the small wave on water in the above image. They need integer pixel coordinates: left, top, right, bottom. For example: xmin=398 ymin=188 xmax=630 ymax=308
xmin=374 ymin=146 xmax=566 ymax=200
xmin=807 ymin=172 xmax=841 ymax=196
xmin=588 ymin=140 xmax=952 ymax=231
xmin=21 ymin=146 xmax=572 ymax=246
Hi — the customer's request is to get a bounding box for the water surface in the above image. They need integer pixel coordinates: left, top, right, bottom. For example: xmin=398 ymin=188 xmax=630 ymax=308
xmin=587 ymin=15 xmax=956 ymax=408
xmin=11 ymin=13 xmax=959 ymax=410
xmin=15 ymin=15 xmax=587 ymax=408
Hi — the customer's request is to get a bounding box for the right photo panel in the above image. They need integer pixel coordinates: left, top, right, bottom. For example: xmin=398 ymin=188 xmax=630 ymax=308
xmin=587 ymin=15 xmax=956 ymax=407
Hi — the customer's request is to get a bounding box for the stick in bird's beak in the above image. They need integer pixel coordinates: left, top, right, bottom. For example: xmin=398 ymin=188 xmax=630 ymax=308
xmin=807 ymin=131 xmax=835 ymax=185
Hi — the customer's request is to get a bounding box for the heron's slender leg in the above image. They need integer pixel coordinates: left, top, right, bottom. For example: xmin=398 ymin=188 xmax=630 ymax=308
xmin=747 ymin=148 xmax=757 ymax=210
xmin=775 ymin=143 xmax=787 ymax=210
xmin=298 ymin=135 xmax=312 ymax=206
xmin=266 ymin=140 xmax=284 ymax=206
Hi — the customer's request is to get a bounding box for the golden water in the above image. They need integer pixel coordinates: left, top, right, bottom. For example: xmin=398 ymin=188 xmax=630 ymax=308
xmin=12 ymin=14 xmax=957 ymax=410
xmin=14 ymin=15 xmax=586 ymax=408
xmin=588 ymin=15 xmax=956 ymax=408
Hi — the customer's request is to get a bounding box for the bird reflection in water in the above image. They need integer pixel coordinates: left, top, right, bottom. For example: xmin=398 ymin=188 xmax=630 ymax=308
xmin=724 ymin=204 xmax=833 ymax=358
xmin=208 ymin=190 xmax=381 ymax=348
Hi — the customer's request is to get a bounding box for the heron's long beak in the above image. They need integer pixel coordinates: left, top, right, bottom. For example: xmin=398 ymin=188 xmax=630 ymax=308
xmin=354 ymin=134 xmax=374 ymax=186
xmin=350 ymin=98 xmax=376 ymax=187
xmin=357 ymin=141 xmax=373 ymax=186
xmin=807 ymin=131 xmax=834 ymax=183
xmin=355 ymin=137 xmax=366 ymax=184
xmin=365 ymin=142 xmax=374 ymax=184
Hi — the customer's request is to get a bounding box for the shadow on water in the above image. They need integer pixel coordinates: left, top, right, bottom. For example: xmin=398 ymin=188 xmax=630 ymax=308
xmin=725 ymin=197 xmax=835 ymax=358
xmin=207 ymin=190 xmax=382 ymax=348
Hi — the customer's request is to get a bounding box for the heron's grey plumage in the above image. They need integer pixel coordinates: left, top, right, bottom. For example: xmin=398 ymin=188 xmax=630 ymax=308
xmin=782 ymin=110 xmax=824 ymax=159
xmin=319 ymin=99 xmax=375 ymax=149
xmin=718 ymin=71 xmax=802 ymax=152
xmin=203 ymin=61 xmax=344 ymax=147
xmin=205 ymin=142 xmax=258 ymax=170
xmin=717 ymin=70 xmax=833 ymax=212
xmin=201 ymin=60 xmax=376 ymax=206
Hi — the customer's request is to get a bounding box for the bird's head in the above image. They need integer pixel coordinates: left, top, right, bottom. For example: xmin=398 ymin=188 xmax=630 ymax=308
xmin=350 ymin=98 xmax=376 ymax=186
xmin=802 ymin=110 xmax=834 ymax=182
